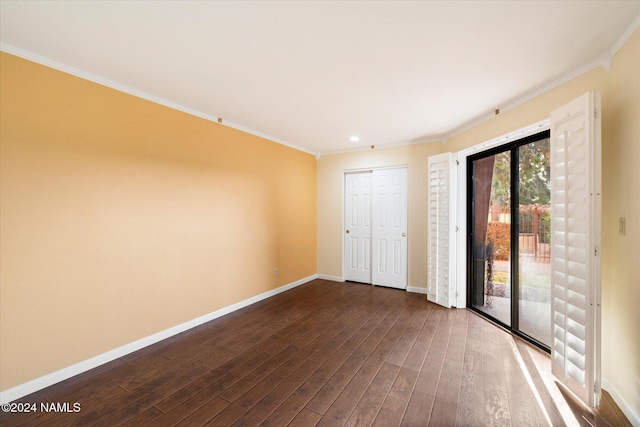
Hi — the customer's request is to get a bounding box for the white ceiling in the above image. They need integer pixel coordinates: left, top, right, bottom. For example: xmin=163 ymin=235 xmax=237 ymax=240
xmin=1 ymin=1 xmax=638 ymax=155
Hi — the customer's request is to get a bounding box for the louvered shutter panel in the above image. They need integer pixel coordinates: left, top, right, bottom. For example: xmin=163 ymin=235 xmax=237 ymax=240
xmin=550 ymin=91 xmax=601 ymax=407
xmin=427 ymin=152 xmax=454 ymax=307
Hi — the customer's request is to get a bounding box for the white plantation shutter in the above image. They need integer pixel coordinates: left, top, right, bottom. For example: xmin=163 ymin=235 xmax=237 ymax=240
xmin=550 ymin=91 xmax=601 ymax=407
xmin=427 ymin=152 xmax=455 ymax=307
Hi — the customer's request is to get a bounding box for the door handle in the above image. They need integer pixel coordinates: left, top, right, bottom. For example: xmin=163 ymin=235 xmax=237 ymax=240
xmin=346 ymin=230 xmax=350 ymax=234
xmin=402 ymin=232 xmax=406 ymax=237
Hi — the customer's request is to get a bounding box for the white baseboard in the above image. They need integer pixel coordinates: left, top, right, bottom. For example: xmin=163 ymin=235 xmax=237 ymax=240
xmin=601 ymin=377 xmax=640 ymax=426
xmin=0 ymin=274 xmax=317 ymax=404
xmin=407 ymin=286 xmax=428 ymax=295
xmin=317 ymin=274 xmax=344 ymax=282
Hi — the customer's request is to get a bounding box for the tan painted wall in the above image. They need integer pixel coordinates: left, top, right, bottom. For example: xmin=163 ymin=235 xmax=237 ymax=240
xmin=0 ymin=52 xmax=317 ymax=391
xmin=600 ymin=29 xmax=639 ymax=417
xmin=316 ymin=29 xmax=639 ymax=419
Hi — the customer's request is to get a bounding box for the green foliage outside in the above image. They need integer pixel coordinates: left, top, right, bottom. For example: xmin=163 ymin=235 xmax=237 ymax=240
xmin=486 ymin=138 xmax=551 ymax=251
xmin=489 ymin=138 xmax=551 ymax=207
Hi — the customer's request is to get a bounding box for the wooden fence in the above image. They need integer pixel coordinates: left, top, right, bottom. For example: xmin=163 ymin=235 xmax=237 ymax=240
xmin=487 ymin=205 xmax=550 ymax=263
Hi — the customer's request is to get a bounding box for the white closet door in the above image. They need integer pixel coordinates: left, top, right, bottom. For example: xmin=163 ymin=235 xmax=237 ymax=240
xmin=371 ymin=168 xmax=408 ymax=289
xmin=550 ymin=91 xmax=601 ymax=407
xmin=427 ymin=152 xmax=456 ymax=307
xmin=344 ymin=172 xmax=372 ymax=283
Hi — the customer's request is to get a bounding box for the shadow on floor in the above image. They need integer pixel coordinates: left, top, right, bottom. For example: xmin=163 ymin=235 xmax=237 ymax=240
xmin=513 ymin=337 xmax=632 ymax=427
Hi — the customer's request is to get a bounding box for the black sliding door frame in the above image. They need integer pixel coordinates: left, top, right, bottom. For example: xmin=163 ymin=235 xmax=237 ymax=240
xmin=466 ymin=130 xmax=550 ymax=352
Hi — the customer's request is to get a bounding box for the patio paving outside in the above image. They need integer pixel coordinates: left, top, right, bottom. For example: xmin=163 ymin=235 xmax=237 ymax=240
xmin=478 ymin=259 xmax=551 ymax=347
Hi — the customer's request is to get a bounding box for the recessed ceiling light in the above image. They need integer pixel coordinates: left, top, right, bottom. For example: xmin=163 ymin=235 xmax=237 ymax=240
xmin=350 ymin=136 xmax=360 ymax=142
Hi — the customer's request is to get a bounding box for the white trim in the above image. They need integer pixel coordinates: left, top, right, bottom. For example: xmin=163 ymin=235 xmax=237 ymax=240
xmin=455 ymin=151 xmax=468 ymax=309
xmin=610 ymin=14 xmax=640 ymax=58
xmin=343 ymin=164 xmax=409 ymax=174
xmin=0 ymin=43 xmax=316 ymax=157
xmin=317 ymin=274 xmax=344 ymax=282
xmin=458 ymin=119 xmax=550 ymax=157
xmin=0 ymin=274 xmax=317 ymax=404
xmin=407 ymin=286 xmax=428 ymax=295
xmin=593 ymin=91 xmax=603 ymax=407
xmin=601 ymin=377 xmax=640 ymax=426
xmin=221 ymin=120 xmax=317 ymax=157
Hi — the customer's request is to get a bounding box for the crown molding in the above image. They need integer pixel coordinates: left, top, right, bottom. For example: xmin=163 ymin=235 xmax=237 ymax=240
xmin=610 ymin=14 xmax=640 ymax=58
xmin=0 ymin=43 xmax=316 ymax=157
xmin=443 ymin=53 xmax=609 ymax=142
xmin=3 ymin=12 xmax=638 ymax=159
xmin=440 ymin=15 xmax=640 ymax=144
xmin=322 ymin=15 xmax=640 ymax=155
xmin=317 ymin=136 xmax=445 ymax=158
xmin=501 ymin=53 xmax=612 ymax=111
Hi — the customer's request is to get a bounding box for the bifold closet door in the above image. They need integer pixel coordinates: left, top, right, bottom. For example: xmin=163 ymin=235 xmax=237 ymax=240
xmin=371 ymin=168 xmax=408 ymax=289
xmin=344 ymin=172 xmax=372 ymax=284
xmin=344 ymin=168 xmax=407 ymax=289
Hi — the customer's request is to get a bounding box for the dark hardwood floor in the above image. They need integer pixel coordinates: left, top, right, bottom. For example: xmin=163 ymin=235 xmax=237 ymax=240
xmin=0 ymin=279 xmax=630 ymax=426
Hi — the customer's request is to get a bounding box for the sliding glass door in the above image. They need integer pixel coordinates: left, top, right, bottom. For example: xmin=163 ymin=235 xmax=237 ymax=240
xmin=468 ymin=130 xmax=551 ymax=349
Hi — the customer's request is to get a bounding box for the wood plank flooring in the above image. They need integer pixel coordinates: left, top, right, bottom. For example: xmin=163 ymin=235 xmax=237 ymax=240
xmin=0 ymin=279 xmax=630 ymax=426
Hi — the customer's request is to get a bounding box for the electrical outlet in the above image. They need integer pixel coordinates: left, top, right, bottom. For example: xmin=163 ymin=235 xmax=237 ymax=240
xmin=274 ymin=268 xmax=278 ymax=277
xmin=619 ymin=217 xmax=626 ymax=235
